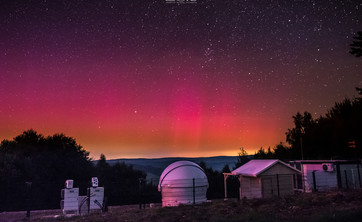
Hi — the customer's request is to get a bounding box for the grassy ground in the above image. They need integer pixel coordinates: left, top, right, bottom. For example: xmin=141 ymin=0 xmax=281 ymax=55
xmin=3 ymin=190 xmax=362 ymax=222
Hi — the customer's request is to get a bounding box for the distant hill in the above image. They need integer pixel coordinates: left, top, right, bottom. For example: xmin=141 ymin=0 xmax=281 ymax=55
xmin=104 ymin=156 xmax=239 ymax=179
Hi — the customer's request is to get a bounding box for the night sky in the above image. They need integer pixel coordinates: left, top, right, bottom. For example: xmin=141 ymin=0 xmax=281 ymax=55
xmin=0 ymin=0 xmax=361 ymax=159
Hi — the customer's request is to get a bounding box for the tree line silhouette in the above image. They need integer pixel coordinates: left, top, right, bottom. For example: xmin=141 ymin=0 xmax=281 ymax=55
xmin=239 ymin=87 xmax=362 ymax=162
xmin=239 ymin=31 xmax=362 ymax=162
xmin=0 ymin=130 xmax=156 ymax=211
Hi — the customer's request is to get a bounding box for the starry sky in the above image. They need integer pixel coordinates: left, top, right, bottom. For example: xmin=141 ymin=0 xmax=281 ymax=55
xmin=0 ymin=0 xmax=361 ymax=159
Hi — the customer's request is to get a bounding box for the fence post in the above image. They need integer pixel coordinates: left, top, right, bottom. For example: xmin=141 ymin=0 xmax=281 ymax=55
xmin=87 ymin=188 xmax=90 ymax=214
xmin=336 ymin=163 xmax=342 ymax=188
xmin=276 ymin=174 xmax=280 ymax=197
xmin=357 ymin=164 xmax=361 ymax=189
xmin=344 ymin=170 xmax=349 ymax=189
xmin=25 ymin=182 xmax=32 ymax=218
xmin=312 ymin=171 xmax=317 ymax=192
xmin=139 ymin=178 xmax=145 ymax=209
xmin=103 ymin=196 xmax=108 ymax=212
xmin=192 ymin=178 xmax=195 ymax=205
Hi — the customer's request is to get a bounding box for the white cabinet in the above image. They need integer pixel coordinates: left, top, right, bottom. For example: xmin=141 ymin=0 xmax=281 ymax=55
xmin=61 ymin=188 xmax=79 ymax=214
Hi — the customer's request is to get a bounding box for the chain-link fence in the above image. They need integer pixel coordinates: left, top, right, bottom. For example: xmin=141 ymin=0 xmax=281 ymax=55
xmin=292 ymin=164 xmax=362 ymax=192
xmin=158 ymin=178 xmax=208 ymax=206
xmin=0 ymin=180 xmax=65 ymax=212
xmin=307 ymin=168 xmax=362 ymax=192
xmin=0 ymin=178 xmax=161 ymax=212
xmin=3 ymin=166 xmax=361 ymax=212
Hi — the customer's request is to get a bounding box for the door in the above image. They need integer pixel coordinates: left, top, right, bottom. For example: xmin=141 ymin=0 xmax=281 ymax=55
xmin=262 ymin=178 xmax=273 ymax=198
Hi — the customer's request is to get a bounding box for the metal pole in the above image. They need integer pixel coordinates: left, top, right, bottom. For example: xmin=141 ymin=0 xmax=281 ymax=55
xmin=312 ymin=171 xmax=317 ymax=192
xmin=276 ymin=174 xmax=280 ymax=197
xmin=192 ymin=178 xmax=195 ymax=205
xmin=238 ymin=176 xmax=242 ymax=201
xmin=357 ymin=164 xmax=361 ymax=189
xmin=87 ymin=188 xmax=90 ymax=214
xmin=139 ymin=178 xmax=141 ymax=209
xmin=223 ymin=174 xmax=228 ymax=200
xmin=336 ymin=164 xmax=342 ymax=188
xmin=300 ymin=136 xmax=304 ymax=160
xmin=25 ymin=182 xmax=32 ymax=218
xmin=139 ymin=178 xmax=145 ymax=209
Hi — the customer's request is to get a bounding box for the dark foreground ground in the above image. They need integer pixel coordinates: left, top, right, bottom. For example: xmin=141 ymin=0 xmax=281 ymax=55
xmin=2 ymin=190 xmax=362 ymax=222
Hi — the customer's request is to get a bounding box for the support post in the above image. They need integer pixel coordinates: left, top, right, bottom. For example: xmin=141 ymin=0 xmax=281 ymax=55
xmin=345 ymin=170 xmax=349 ymax=189
xmin=139 ymin=178 xmax=145 ymax=209
xmin=238 ymin=176 xmax=243 ymax=200
xmin=103 ymin=196 xmax=108 ymax=212
xmin=300 ymin=136 xmax=304 ymax=160
xmin=357 ymin=164 xmax=361 ymax=189
xmin=87 ymin=188 xmax=90 ymax=214
xmin=276 ymin=174 xmax=280 ymax=197
xmin=312 ymin=171 xmax=317 ymax=192
xmin=336 ymin=163 xmax=342 ymax=188
xmin=223 ymin=173 xmax=229 ymax=200
xmin=25 ymin=182 xmax=32 ymax=218
xmin=192 ymin=178 xmax=195 ymax=205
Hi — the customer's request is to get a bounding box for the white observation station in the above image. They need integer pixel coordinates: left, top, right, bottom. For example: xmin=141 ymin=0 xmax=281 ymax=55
xmin=158 ymin=161 xmax=209 ymax=207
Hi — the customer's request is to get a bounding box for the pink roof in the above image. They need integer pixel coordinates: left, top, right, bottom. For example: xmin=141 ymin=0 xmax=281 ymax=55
xmin=232 ymin=159 xmax=300 ymax=177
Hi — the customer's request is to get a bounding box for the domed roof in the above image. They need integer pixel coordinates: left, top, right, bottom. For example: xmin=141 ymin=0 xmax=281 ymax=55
xmin=158 ymin=161 xmax=208 ymax=191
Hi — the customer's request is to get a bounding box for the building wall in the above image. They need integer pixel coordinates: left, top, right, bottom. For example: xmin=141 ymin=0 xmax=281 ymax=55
xmin=161 ymin=186 xmax=208 ymax=207
xmin=290 ymin=161 xmax=362 ymax=192
xmin=238 ymin=162 xmax=298 ymax=199
xmin=301 ymin=163 xmax=362 ymax=192
xmin=239 ymin=177 xmax=262 ymax=199
xmin=239 ymin=174 xmax=295 ymax=199
xmin=262 ymin=163 xmax=300 ymax=176
xmin=339 ymin=164 xmax=361 ymax=189
xmin=260 ymin=163 xmax=297 ymax=197
xmin=302 ymin=164 xmax=337 ymax=192
xmin=261 ymin=174 xmax=294 ymax=198
xmin=276 ymin=175 xmax=294 ymax=196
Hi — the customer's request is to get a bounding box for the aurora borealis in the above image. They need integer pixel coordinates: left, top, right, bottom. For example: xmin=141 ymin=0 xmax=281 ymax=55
xmin=0 ymin=0 xmax=361 ymax=159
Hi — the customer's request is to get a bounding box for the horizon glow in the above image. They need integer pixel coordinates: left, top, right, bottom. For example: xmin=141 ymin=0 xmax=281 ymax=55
xmin=0 ymin=0 xmax=361 ymax=159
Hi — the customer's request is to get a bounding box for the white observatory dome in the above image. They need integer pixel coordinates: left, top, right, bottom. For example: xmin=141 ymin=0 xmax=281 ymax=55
xmin=158 ymin=161 xmax=209 ymax=207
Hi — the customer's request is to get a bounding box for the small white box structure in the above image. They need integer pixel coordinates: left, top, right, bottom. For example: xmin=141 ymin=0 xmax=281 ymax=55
xmin=91 ymin=177 xmax=99 ymax=187
xmin=88 ymin=187 xmax=104 ymax=212
xmin=61 ymin=186 xmax=79 ymax=215
xmin=65 ymin=179 xmax=74 ymax=189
